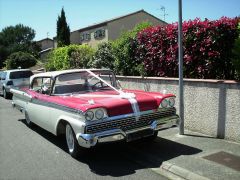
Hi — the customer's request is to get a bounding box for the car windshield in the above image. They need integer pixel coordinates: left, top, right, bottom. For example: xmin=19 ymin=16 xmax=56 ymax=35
xmin=53 ymin=70 xmax=118 ymax=95
xmin=10 ymin=71 xmax=33 ymax=79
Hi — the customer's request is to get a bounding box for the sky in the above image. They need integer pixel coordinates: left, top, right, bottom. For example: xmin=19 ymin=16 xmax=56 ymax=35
xmin=0 ymin=0 xmax=239 ymax=41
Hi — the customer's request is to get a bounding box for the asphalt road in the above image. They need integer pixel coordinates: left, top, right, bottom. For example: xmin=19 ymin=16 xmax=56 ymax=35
xmin=0 ymin=97 xmax=168 ymax=180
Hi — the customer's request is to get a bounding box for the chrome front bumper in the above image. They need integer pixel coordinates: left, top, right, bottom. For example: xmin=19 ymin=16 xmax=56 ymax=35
xmin=76 ymin=115 xmax=179 ymax=148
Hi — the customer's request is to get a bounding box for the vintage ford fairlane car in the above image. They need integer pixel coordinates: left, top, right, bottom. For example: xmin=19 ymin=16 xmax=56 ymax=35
xmin=11 ymin=69 xmax=179 ymax=157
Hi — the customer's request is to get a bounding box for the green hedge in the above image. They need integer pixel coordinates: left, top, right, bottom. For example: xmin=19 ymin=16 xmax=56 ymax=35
xmin=46 ymin=44 xmax=95 ymax=71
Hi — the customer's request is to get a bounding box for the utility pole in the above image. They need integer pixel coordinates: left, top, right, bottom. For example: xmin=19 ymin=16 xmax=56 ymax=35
xmin=178 ymin=0 xmax=184 ymax=135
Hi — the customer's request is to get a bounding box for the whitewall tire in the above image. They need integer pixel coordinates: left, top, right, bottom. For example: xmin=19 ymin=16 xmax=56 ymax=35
xmin=65 ymin=123 xmax=81 ymax=158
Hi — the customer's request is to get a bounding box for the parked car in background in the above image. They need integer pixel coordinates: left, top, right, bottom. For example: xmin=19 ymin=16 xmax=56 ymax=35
xmin=0 ymin=69 xmax=33 ymax=99
xmin=11 ymin=69 xmax=179 ymax=157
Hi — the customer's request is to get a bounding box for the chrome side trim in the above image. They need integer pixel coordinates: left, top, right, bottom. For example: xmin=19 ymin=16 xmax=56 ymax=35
xmin=11 ymin=88 xmax=84 ymax=115
xmin=29 ymin=98 xmax=83 ymax=115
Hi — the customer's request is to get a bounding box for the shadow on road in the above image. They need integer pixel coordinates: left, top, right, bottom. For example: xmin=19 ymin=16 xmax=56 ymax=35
xmin=18 ymin=119 xmax=202 ymax=177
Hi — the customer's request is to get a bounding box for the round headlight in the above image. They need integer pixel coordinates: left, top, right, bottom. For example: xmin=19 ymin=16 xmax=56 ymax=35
xmin=95 ymin=109 xmax=104 ymax=119
xmin=161 ymin=99 xmax=168 ymax=108
xmin=85 ymin=111 xmax=94 ymax=121
xmin=169 ymin=98 xmax=175 ymax=107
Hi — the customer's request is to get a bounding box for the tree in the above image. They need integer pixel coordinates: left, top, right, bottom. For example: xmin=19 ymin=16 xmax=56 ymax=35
xmin=5 ymin=51 xmax=37 ymax=69
xmin=56 ymin=8 xmax=70 ymax=47
xmin=0 ymin=24 xmax=40 ymax=68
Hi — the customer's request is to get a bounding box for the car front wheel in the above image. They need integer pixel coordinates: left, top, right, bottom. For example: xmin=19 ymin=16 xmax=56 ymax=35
xmin=65 ymin=123 xmax=81 ymax=158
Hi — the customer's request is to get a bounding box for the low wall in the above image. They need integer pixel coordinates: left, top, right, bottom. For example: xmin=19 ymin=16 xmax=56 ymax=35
xmin=117 ymin=76 xmax=240 ymax=142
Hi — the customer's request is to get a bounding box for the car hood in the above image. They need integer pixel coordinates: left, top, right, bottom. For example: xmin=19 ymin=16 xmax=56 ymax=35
xmin=27 ymin=89 xmax=174 ymax=117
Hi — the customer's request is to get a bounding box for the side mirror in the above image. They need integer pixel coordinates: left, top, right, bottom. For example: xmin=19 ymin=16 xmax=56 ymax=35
xmin=117 ymin=80 xmax=122 ymax=90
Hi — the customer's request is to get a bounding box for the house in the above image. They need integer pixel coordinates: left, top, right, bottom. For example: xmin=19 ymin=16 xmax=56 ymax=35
xmin=37 ymin=38 xmax=54 ymax=61
xmin=54 ymin=9 xmax=167 ymax=48
xmin=37 ymin=38 xmax=54 ymax=50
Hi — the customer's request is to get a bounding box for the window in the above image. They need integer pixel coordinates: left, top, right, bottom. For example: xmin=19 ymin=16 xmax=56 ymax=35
xmin=9 ymin=71 xmax=33 ymax=79
xmin=53 ymin=70 xmax=116 ymax=95
xmin=80 ymin=34 xmax=84 ymax=41
xmin=94 ymin=29 xmax=105 ymax=39
xmin=80 ymin=33 xmax=91 ymax=41
xmin=86 ymin=33 xmax=91 ymax=40
xmin=32 ymin=77 xmax=52 ymax=95
xmin=2 ymin=72 xmax=7 ymax=80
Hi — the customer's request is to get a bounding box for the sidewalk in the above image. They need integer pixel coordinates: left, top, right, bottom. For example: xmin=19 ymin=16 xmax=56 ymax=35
xmin=128 ymin=127 xmax=240 ymax=180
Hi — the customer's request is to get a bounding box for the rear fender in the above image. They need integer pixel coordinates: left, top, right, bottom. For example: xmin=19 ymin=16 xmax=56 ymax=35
xmin=11 ymin=88 xmax=32 ymax=111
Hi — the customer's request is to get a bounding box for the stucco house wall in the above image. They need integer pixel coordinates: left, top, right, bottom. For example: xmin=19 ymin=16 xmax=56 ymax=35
xmin=80 ymin=25 xmax=108 ymax=47
xmin=37 ymin=38 xmax=54 ymax=50
xmin=108 ymin=11 xmax=167 ymax=40
xmin=70 ymin=31 xmax=81 ymax=44
xmin=58 ymin=9 xmax=167 ymax=48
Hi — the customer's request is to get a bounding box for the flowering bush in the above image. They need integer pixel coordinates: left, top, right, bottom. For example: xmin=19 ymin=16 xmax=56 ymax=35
xmin=136 ymin=17 xmax=239 ymax=79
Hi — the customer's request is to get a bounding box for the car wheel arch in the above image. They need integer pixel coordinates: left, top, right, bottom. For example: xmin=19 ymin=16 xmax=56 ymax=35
xmin=56 ymin=119 xmax=68 ymax=136
xmin=55 ymin=116 xmax=85 ymax=137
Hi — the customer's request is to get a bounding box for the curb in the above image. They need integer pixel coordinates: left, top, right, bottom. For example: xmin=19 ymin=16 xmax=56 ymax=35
xmin=127 ymin=146 xmax=210 ymax=180
xmin=152 ymin=161 xmax=210 ymax=180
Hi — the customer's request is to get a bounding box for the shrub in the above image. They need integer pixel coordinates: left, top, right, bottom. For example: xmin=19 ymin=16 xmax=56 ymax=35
xmin=232 ymin=22 xmax=240 ymax=80
xmin=5 ymin=51 xmax=37 ymax=69
xmin=90 ymin=42 xmax=115 ymax=70
xmin=136 ymin=17 xmax=239 ymax=79
xmin=113 ymin=22 xmax=152 ymax=76
xmin=46 ymin=44 xmax=95 ymax=71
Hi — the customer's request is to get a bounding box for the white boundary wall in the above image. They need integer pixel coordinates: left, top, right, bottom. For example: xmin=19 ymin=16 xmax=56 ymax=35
xmin=117 ymin=76 xmax=240 ymax=142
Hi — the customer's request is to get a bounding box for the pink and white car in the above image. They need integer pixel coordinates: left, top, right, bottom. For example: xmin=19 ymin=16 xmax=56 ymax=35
xmin=11 ymin=69 xmax=179 ymax=157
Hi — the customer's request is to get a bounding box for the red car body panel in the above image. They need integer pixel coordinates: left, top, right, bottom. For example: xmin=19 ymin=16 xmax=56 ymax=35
xmin=25 ymin=89 xmax=175 ymax=117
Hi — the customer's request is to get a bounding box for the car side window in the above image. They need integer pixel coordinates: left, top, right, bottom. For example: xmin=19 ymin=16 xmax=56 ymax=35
xmin=32 ymin=77 xmax=52 ymax=95
xmin=1 ymin=72 xmax=7 ymax=80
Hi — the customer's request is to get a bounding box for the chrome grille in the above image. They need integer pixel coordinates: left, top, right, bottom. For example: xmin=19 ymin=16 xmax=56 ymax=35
xmin=85 ymin=107 xmax=176 ymax=134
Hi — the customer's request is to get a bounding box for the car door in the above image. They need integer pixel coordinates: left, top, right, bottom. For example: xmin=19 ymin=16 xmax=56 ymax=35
xmin=27 ymin=77 xmax=52 ymax=132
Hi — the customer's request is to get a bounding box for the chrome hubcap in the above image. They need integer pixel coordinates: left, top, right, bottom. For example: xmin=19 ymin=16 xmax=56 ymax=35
xmin=66 ymin=124 xmax=74 ymax=153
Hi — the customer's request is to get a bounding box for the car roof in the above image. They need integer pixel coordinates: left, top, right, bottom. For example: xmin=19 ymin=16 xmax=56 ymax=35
xmin=30 ymin=69 xmax=111 ymax=82
xmin=4 ymin=69 xmax=31 ymax=73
